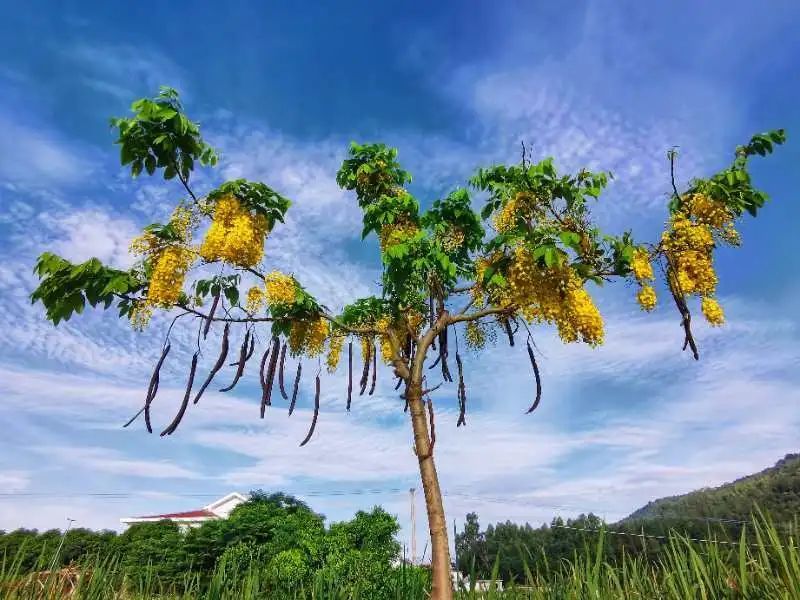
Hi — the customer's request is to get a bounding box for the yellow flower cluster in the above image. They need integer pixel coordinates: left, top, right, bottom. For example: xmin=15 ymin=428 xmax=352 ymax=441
xmin=326 ymin=334 xmax=345 ymax=372
xmin=502 ymin=246 xmax=604 ymax=345
xmin=493 ymin=192 xmax=534 ymax=233
xmin=199 ymin=195 xmax=269 ymax=267
xmin=264 ymin=271 xmax=297 ymax=307
xmin=439 ymin=227 xmax=465 ymax=253
xmin=128 ymin=300 xmax=153 ymax=331
xmin=379 ymin=220 xmax=419 ymax=252
xmin=288 ymin=317 xmax=329 ymax=357
xmin=631 ymin=248 xmax=657 ymax=311
xmin=684 ymin=193 xmax=733 ymax=229
xmin=147 ymin=245 xmax=194 ymax=307
xmin=376 ymin=316 xmax=395 ymax=364
xmin=245 ymin=286 xmax=266 ymax=313
xmin=663 ymin=214 xmax=718 ymax=297
xmin=130 ymin=205 xmax=196 ymax=257
xmin=637 ymin=285 xmax=657 ymax=312
xmin=631 ymin=248 xmax=654 ymax=282
xmin=701 ymin=296 xmax=725 ymax=326
xmin=465 ymin=321 xmax=486 ymax=350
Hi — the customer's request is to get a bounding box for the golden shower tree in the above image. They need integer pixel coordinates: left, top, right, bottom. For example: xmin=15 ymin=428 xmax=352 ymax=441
xmin=31 ymin=87 xmax=785 ymax=598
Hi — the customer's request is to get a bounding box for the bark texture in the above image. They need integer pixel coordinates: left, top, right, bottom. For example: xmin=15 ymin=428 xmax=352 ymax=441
xmin=406 ymin=380 xmax=452 ymax=599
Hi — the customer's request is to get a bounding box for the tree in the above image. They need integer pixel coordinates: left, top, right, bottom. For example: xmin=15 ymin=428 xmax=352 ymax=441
xmin=29 ymin=86 xmax=786 ymax=599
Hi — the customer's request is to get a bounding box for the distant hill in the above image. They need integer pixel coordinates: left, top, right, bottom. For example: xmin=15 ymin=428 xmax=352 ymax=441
xmin=621 ymin=454 xmax=800 ymax=525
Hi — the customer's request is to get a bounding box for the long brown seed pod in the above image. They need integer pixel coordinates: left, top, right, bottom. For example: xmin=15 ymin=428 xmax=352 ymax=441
xmin=278 ymin=342 xmax=289 ymax=400
xmin=161 ymin=351 xmax=199 ymax=436
xmin=368 ymin=341 xmax=377 ymax=396
xmin=429 ymin=295 xmax=437 ymax=351
xmin=143 ymin=342 xmax=171 ymax=434
xmin=244 ymin=333 xmax=255 ymax=361
xmin=347 ymin=341 xmax=353 ymax=411
xmin=203 ymin=292 xmax=220 ymax=339
xmin=220 ymin=330 xmax=250 ymax=392
xmin=526 ymin=339 xmax=543 ymax=414
xmin=193 ymin=323 xmax=230 ymax=405
xmin=229 ymin=331 xmax=255 ymax=366
xmin=456 ymin=351 xmax=466 ymax=427
xmin=441 ymin=328 xmax=453 ymax=383
xmin=261 ymin=336 xmax=281 ymax=417
xmin=359 ymin=340 xmax=371 ymax=396
xmin=257 ymin=345 xmax=271 ymax=412
xmin=299 ymin=374 xmax=321 ymax=447
xmin=289 ymin=362 xmax=302 ymax=416
xmin=503 ymin=317 xmax=515 ymax=347
xmin=427 ymin=396 xmax=436 ymax=451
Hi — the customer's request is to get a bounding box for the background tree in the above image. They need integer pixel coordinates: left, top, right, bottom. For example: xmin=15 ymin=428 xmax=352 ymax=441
xmin=30 ymin=86 xmax=785 ymax=599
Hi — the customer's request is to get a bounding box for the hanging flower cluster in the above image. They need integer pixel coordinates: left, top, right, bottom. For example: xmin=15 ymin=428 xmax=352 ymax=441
xmin=245 ymin=286 xmax=266 ymax=313
xmin=378 ymin=218 xmax=419 ymax=252
xmin=199 ymin=194 xmax=269 ymax=267
xmin=147 ymin=246 xmax=194 ymax=307
xmin=477 ymin=246 xmax=604 ymax=346
xmin=464 ymin=321 xmax=496 ymax=351
xmin=631 ymin=248 xmax=657 ymax=312
xmin=660 ymin=192 xmax=738 ymax=326
xmin=288 ymin=316 xmax=329 ymax=357
xmin=128 ymin=205 xmax=197 ymax=326
xmin=493 ymin=192 xmax=538 ymax=233
xmin=264 ymin=271 xmax=297 ymax=307
xmin=326 ymin=334 xmax=345 ymax=372
xmin=438 ymin=226 xmax=466 ymax=253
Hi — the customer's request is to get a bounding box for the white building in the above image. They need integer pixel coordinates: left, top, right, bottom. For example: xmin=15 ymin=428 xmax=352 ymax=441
xmin=120 ymin=492 xmax=248 ymax=532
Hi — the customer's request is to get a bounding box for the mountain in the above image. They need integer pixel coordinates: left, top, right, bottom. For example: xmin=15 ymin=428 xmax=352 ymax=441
xmin=621 ymin=453 xmax=800 ymax=525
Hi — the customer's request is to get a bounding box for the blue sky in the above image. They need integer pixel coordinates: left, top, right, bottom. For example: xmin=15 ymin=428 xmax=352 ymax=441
xmin=1 ymin=1 xmax=799 ymax=553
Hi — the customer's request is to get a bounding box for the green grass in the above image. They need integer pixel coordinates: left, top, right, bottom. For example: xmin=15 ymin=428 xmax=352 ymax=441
xmin=3 ymin=512 xmax=800 ymax=598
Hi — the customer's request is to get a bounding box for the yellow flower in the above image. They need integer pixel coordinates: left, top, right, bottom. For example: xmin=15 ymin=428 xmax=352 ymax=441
xmin=684 ymin=193 xmax=733 ymax=229
xmin=701 ymin=296 xmax=725 ymax=326
xmin=465 ymin=322 xmax=486 ymax=350
xmin=379 ymin=219 xmax=419 ymax=252
xmin=245 ymin=286 xmax=266 ymax=313
xmin=264 ymin=271 xmax=297 ymax=307
xmin=631 ymin=248 xmax=654 ymax=282
xmin=199 ymin=195 xmax=268 ymax=267
xmin=288 ymin=317 xmax=329 ymax=357
xmin=326 ymin=334 xmax=345 ymax=372
xmin=128 ymin=301 xmax=153 ymax=330
xmin=637 ymin=285 xmax=657 ymax=312
xmin=147 ymin=245 xmax=193 ymax=307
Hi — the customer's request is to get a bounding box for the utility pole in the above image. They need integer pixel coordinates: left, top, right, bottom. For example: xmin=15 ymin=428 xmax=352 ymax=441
xmin=410 ymin=487 xmax=417 ymax=565
xmin=48 ymin=518 xmax=76 ymax=573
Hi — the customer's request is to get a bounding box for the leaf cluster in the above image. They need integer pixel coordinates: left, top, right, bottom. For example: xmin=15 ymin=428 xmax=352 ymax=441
xmin=336 ymin=142 xmax=412 ymax=207
xmin=31 ymin=253 xmax=145 ymax=325
xmin=111 ymin=86 xmax=217 ymax=182
xmin=672 ymin=129 xmax=787 ymax=217
xmin=193 ymin=274 xmax=241 ymax=306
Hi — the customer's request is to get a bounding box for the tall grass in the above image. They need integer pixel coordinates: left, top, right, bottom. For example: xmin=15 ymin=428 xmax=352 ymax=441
xmin=3 ymin=513 xmax=800 ymax=598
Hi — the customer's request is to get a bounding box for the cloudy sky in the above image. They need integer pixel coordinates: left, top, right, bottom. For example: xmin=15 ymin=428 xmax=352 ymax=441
xmin=1 ymin=2 xmax=799 ymax=554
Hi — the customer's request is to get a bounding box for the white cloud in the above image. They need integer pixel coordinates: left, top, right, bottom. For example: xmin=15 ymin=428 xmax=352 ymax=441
xmin=47 ymin=209 xmax=140 ymax=268
xmin=33 ymin=446 xmax=201 ymax=480
xmin=0 ymin=470 xmax=30 ymax=493
xmin=0 ymin=117 xmax=93 ymax=188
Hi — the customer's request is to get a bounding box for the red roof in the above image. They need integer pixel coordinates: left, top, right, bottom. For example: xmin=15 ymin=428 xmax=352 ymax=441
xmin=137 ymin=509 xmax=215 ymax=519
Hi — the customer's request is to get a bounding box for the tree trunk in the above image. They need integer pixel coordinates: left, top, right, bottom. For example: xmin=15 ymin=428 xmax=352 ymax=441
xmin=406 ymin=379 xmax=452 ymax=600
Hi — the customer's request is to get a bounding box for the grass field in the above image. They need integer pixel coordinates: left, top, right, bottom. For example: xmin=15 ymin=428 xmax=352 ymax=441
xmin=3 ymin=513 xmax=800 ymax=599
